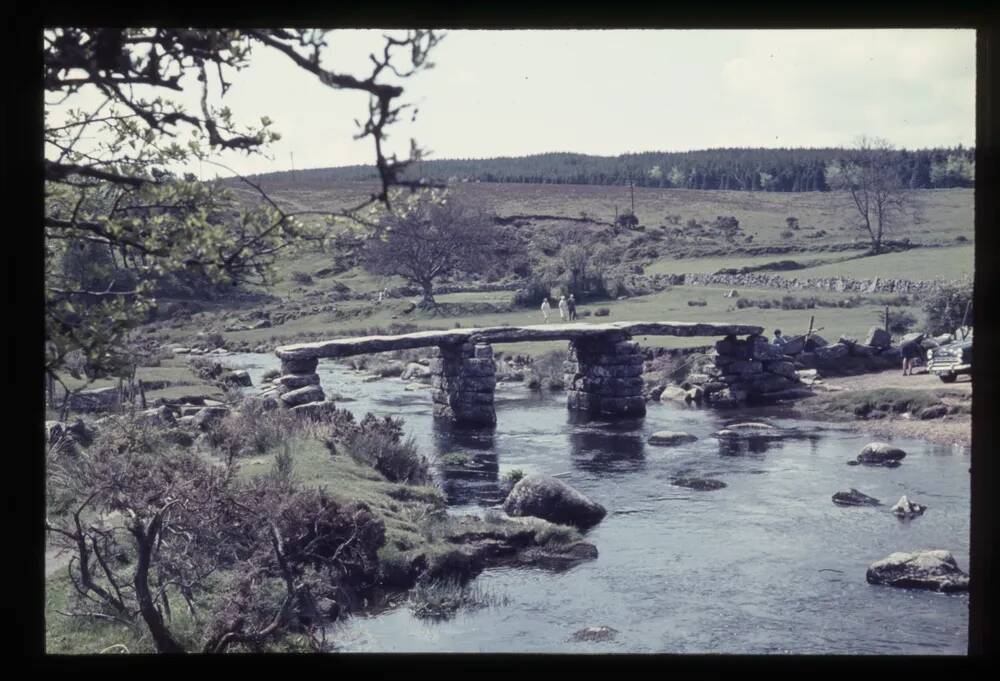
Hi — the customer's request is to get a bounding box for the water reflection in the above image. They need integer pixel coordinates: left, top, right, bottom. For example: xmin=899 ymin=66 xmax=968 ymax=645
xmin=431 ymin=419 xmax=502 ymax=506
xmin=567 ymin=414 xmax=647 ymax=474
xmin=716 ymin=435 xmax=772 ymax=457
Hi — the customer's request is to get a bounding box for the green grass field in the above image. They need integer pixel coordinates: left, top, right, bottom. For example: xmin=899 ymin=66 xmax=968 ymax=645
xmin=156 ymin=282 xmax=920 ymax=359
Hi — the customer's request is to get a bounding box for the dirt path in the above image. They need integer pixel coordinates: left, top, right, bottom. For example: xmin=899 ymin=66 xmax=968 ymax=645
xmin=801 ymin=369 xmax=972 ymax=448
xmin=820 ymin=368 xmax=972 ymax=395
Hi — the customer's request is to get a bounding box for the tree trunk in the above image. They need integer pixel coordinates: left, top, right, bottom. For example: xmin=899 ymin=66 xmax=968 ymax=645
xmin=133 ymin=518 xmax=186 ymax=654
xmin=419 ymin=282 xmax=436 ymax=307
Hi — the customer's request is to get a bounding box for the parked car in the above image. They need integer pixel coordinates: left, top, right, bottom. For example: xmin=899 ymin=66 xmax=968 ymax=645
xmin=926 ymin=338 xmax=972 ymax=383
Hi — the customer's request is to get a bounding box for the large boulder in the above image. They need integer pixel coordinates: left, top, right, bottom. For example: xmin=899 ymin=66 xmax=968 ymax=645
xmin=401 ymin=362 xmax=433 ymax=381
xmin=503 ymin=475 xmax=606 ymax=529
xmin=660 ymin=386 xmax=689 ymax=402
xmin=191 ymin=405 xmax=231 ymax=429
xmin=67 ymin=386 xmax=120 ymax=413
xmin=857 ymin=442 xmax=907 ymax=465
xmin=220 ymin=369 xmax=253 ymax=387
xmin=280 ymin=384 xmax=325 ymax=407
xmin=866 ymin=550 xmax=969 ymax=592
xmin=648 ymin=431 xmax=697 ymax=446
xmin=864 ymin=326 xmax=892 ymax=349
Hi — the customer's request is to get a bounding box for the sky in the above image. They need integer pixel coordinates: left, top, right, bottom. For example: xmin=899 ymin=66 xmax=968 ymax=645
xmin=46 ymin=29 xmax=977 ymax=177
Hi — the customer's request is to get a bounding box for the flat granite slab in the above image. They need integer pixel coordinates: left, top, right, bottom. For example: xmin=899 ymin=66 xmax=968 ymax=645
xmin=275 ymin=321 xmax=763 ymax=360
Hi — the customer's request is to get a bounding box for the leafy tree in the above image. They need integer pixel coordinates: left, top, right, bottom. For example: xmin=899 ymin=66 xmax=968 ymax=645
xmin=361 ymin=191 xmax=500 ymax=306
xmin=44 ymin=28 xmax=441 ymax=393
xmin=923 ymin=277 xmax=974 ymax=336
xmin=827 ymin=136 xmax=918 ymax=255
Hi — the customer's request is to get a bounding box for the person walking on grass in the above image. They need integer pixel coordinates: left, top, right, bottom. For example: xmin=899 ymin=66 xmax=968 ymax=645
xmin=541 ymin=298 xmax=551 ymax=323
xmin=558 ymin=295 xmax=569 ymax=322
xmin=900 ymin=337 xmax=923 ymax=376
xmin=568 ymin=294 xmax=578 ymax=321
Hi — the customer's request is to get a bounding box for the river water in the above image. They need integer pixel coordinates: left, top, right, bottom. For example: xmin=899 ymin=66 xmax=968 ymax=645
xmin=224 ymin=353 xmax=970 ymax=655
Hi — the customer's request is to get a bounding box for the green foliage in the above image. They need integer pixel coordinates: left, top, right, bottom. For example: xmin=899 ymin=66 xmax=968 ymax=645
xmin=886 ymin=309 xmax=919 ymax=335
xmin=44 ymin=28 xmax=440 ymax=384
xmin=922 ymin=278 xmax=973 ymax=336
xmin=324 ymin=410 xmax=432 ymax=485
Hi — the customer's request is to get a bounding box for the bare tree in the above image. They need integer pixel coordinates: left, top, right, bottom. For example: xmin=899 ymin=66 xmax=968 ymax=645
xmin=361 ymin=192 xmax=500 ymax=307
xmin=827 ymin=136 xmax=917 ymax=255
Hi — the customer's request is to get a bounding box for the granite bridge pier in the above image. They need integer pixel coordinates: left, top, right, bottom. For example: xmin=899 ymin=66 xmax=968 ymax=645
xmin=273 ymin=321 xmax=791 ymax=426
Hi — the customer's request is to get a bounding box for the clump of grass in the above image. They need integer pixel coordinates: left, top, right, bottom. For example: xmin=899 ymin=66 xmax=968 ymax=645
xmin=817 ymin=388 xmax=945 ymax=419
xmin=408 ymin=578 xmax=510 ymax=620
xmin=438 ymin=452 xmax=471 ymax=467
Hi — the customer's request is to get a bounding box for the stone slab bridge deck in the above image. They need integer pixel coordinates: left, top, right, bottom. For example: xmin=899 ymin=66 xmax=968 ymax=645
xmin=273 ymin=321 xmax=767 ymax=426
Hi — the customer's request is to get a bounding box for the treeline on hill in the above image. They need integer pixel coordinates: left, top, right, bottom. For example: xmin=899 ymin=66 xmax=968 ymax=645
xmin=243 ymin=147 xmax=975 ymax=193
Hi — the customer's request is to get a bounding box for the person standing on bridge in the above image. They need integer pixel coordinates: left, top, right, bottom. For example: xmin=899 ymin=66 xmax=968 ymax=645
xmin=568 ymin=294 xmax=578 ymax=321
xmin=558 ymin=295 xmax=569 ymax=322
xmin=541 ymin=298 xmax=551 ymax=323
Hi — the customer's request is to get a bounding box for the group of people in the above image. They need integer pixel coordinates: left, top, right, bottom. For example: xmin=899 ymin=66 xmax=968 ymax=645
xmin=540 ymin=294 xmax=577 ymax=323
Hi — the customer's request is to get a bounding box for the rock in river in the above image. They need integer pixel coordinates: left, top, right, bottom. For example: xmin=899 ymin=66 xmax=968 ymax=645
xmin=571 ymin=626 xmax=620 ymax=642
xmin=856 ymin=442 xmax=907 ymax=466
xmin=866 ymin=550 xmax=969 ymax=592
xmin=671 ymin=477 xmax=727 ymax=491
xmin=890 ymin=495 xmax=927 ymax=518
xmin=503 ymin=475 xmax=606 ymax=529
xmin=648 ymin=431 xmax=697 ymax=446
xmin=832 ymin=488 xmax=881 ymax=506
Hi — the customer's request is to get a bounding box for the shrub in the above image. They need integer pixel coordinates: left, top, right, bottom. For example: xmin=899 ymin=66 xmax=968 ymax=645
xmin=290 ymin=271 xmax=314 ymax=285
xmin=780 ymin=229 xmax=795 ymax=239
xmin=503 ymin=469 xmax=525 ymax=486
xmin=922 ymin=278 xmax=973 ymax=336
xmin=512 ymin=278 xmax=552 ymax=308
xmin=786 ymin=217 xmax=800 ymax=230
xmin=203 ymin=400 xmax=301 ymax=462
xmin=594 ymin=307 xmax=610 ymax=317
xmin=324 ymin=410 xmax=432 ymax=485
xmin=886 ymin=309 xmax=919 ymax=335
xmin=687 ymin=300 xmax=707 ymax=307
xmin=616 ymin=212 xmax=639 ymax=228
xmin=189 ymin=356 xmax=225 ymax=380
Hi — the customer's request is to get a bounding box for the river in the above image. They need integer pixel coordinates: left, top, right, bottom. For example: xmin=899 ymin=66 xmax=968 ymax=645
xmin=224 ymin=352 xmax=970 ymax=655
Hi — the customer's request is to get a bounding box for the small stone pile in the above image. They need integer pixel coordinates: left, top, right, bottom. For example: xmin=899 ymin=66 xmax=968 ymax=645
xmin=430 ymin=342 xmax=497 ymax=426
xmin=564 ymin=334 xmax=646 ymax=417
xmin=256 ymin=355 xmax=336 ymax=418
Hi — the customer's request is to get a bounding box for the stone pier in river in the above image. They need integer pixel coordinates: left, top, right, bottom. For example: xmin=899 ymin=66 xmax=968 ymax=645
xmin=274 ymin=321 xmax=767 ymax=426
